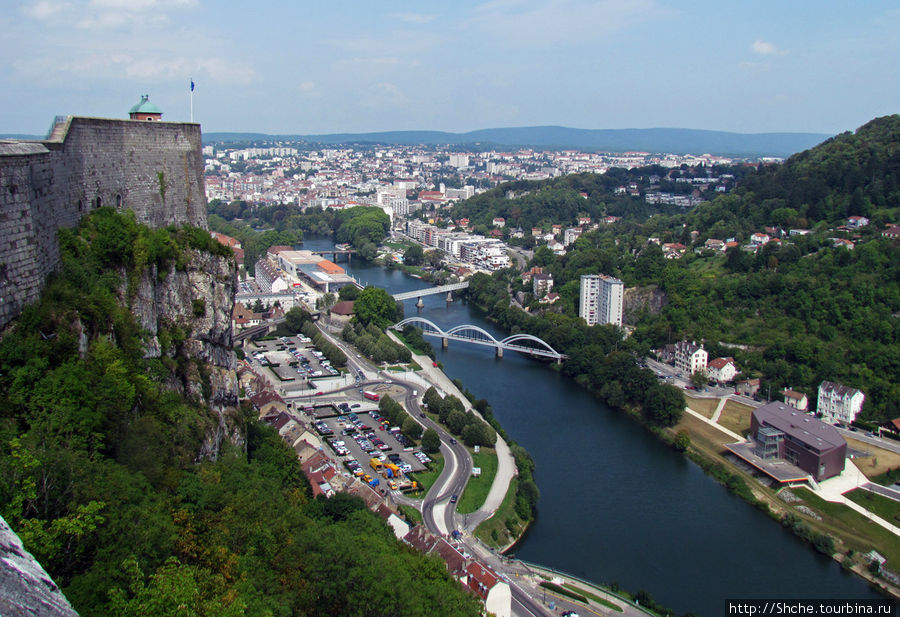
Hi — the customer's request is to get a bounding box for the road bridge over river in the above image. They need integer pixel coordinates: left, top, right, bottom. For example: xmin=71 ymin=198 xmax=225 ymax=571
xmin=392 ymin=316 xmax=566 ymax=362
xmin=392 ymin=281 xmax=469 ymax=307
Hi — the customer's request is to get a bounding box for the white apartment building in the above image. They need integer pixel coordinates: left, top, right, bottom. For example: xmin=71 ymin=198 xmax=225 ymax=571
xmin=449 ymin=154 xmax=470 ymax=169
xmin=564 ymin=227 xmax=582 ymax=246
xmin=579 ymin=274 xmax=624 ymax=326
xmin=445 ymin=185 xmax=475 ymax=200
xmin=533 ymin=273 xmax=553 ymax=297
xmin=817 ymin=381 xmax=865 ymax=425
xmin=674 ymin=341 xmax=708 ymax=376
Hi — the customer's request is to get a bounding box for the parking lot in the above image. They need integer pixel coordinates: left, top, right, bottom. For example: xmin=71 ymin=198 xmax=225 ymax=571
xmin=246 ymin=335 xmax=339 ymax=385
xmin=310 ymin=408 xmax=433 ymax=490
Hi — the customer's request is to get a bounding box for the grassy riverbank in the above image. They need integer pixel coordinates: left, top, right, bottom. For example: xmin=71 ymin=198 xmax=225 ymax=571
xmin=457 ymin=448 xmax=498 ymax=514
xmin=473 ymin=477 xmax=528 ymax=548
xmin=671 ymin=398 xmax=900 ymax=598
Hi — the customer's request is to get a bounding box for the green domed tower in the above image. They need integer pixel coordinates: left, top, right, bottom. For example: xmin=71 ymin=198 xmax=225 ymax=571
xmin=128 ymin=94 xmax=163 ymax=121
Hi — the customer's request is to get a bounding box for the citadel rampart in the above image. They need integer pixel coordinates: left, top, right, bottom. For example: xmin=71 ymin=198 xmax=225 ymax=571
xmin=0 ymin=116 xmax=208 ymax=327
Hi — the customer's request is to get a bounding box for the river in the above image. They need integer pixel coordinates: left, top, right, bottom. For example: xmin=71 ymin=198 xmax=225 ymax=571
xmin=303 ymin=237 xmax=882 ymax=617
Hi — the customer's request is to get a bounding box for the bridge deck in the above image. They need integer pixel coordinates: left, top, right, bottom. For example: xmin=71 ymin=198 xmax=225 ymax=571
xmin=392 ymin=281 xmax=469 ymax=301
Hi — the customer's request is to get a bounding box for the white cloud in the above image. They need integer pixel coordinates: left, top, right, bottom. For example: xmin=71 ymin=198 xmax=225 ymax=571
xmin=88 ymin=0 xmax=196 ymax=10
xmin=21 ymin=1 xmax=72 ymax=20
xmin=390 ymin=12 xmax=436 ymax=24
xmin=751 ymin=39 xmax=787 ymax=56
xmin=298 ymin=81 xmax=322 ymax=97
xmin=365 ymin=82 xmax=406 ymax=107
xmin=68 ymin=0 xmax=198 ymax=29
xmin=468 ymin=0 xmax=662 ymax=47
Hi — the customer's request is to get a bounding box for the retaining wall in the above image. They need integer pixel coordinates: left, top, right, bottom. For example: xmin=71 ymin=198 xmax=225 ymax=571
xmin=0 ymin=116 xmax=207 ymax=327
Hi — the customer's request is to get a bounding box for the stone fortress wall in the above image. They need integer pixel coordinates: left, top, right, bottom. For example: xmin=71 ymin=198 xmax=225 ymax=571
xmin=0 ymin=116 xmax=208 ymax=328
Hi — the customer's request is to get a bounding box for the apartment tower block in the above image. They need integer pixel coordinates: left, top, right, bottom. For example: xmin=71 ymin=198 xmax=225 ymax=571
xmin=579 ymin=274 xmax=624 ymax=326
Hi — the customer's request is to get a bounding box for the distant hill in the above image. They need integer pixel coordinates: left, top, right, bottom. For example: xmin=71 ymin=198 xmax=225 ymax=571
xmin=735 ymin=114 xmax=900 ymax=223
xmin=203 ymin=126 xmax=832 ymax=158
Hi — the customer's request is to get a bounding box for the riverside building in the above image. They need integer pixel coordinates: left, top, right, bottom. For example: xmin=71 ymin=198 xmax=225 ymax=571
xmin=579 ymin=274 xmax=623 ymax=326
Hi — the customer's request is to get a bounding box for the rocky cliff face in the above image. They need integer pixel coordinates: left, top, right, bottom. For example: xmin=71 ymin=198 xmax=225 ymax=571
xmin=623 ymin=284 xmax=668 ymax=325
xmin=0 ymin=515 xmax=79 ymax=617
xmin=129 ymin=249 xmax=243 ymax=458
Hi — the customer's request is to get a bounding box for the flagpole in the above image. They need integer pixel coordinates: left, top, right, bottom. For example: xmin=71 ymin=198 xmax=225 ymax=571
xmin=190 ymin=79 xmax=194 ymax=122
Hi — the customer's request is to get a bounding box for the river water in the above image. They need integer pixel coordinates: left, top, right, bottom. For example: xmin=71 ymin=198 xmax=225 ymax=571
xmin=303 ymin=237 xmax=881 ymax=616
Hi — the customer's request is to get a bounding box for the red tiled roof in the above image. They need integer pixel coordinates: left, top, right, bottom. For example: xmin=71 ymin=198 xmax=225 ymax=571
xmin=331 ymin=300 xmax=355 ymax=315
xmin=783 ymin=389 xmax=805 ymax=401
xmin=708 ymin=357 xmax=734 ymax=370
xmin=465 ymin=562 xmax=500 ymax=600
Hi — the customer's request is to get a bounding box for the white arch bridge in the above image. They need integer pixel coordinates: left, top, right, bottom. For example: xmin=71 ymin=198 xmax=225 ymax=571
xmin=393 ymin=317 xmax=566 ymax=362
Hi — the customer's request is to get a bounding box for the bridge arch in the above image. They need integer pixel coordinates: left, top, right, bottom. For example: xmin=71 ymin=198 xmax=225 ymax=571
xmin=446 ymin=324 xmax=501 ymax=345
xmin=391 ymin=319 xmax=565 ymax=361
xmin=500 ymin=333 xmax=564 ymax=357
xmin=393 ymin=317 xmax=447 ymax=335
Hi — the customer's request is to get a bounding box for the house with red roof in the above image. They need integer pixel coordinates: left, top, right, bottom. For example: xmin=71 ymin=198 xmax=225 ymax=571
xmin=464 ymin=563 xmax=511 ymax=617
xmin=782 ymin=389 xmax=809 ymax=412
xmin=706 ymin=357 xmax=738 ymax=383
xmin=882 ymin=226 xmax=900 ymax=240
xmin=232 ymin=302 xmax=262 ymax=329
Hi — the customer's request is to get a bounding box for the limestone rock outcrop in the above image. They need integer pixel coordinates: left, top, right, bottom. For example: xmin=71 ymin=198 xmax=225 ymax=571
xmin=0 ymin=515 xmax=79 ymax=617
xmin=128 ymin=249 xmax=242 ymax=458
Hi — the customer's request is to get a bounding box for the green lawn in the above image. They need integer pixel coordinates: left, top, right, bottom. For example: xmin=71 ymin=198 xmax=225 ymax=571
xmin=474 ymin=477 xmax=522 ymax=548
xmin=457 ymin=448 xmax=499 ymax=514
xmin=406 ymin=452 xmax=444 ymax=493
xmin=687 ymin=255 xmax=726 ymax=276
xmin=399 ymin=504 xmax=423 ymax=525
xmin=796 ymin=487 xmax=900 ymax=566
xmin=845 ymin=489 xmax=900 ymax=524
xmin=562 ymin=583 xmax=624 ymax=612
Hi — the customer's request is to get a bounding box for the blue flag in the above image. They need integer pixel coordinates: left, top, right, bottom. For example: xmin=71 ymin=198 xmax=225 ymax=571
xmin=190 ymin=79 xmax=195 ymax=92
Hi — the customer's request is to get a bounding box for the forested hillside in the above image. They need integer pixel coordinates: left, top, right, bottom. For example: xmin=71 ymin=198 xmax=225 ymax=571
xmin=446 ymin=169 xmax=673 ymax=234
xmin=735 ymin=115 xmax=900 ymax=225
xmin=0 ymin=209 xmax=481 ymax=617
xmin=462 ymin=116 xmax=900 ymax=421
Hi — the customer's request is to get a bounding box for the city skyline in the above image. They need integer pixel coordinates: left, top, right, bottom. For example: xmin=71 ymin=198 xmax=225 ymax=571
xmin=2 ymin=1 xmax=899 ymax=136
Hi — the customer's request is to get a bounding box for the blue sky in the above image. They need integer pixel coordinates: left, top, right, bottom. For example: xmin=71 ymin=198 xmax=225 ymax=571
xmin=2 ymin=1 xmax=899 ymax=136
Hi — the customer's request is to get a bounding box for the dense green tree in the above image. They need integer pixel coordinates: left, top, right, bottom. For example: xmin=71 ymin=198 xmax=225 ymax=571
xmin=425 ymin=250 xmax=444 ymax=268
xmin=404 ymin=244 xmax=424 ymax=266
xmin=353 ymin=287 xmax=401 ymax=329
xmin=402 ymin=416 xmax=424 ymax=440
xmin=421 ymin=428 xmax=441 ymax=453
xmin=446 ymin=409 xmax=468 ymax=435
xmin=691 ymin=371 xmax=707 ymax=389
xmin=642 ymin=384 xmax=685 ymax=427
xmin=673 ymin=430 xmax=691 ymax=452
xmin=338 ymin=285 xmax=360 ymax=301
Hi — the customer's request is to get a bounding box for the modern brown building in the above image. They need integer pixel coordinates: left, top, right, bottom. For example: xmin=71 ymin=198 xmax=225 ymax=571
xmin=750 ymin=402 xmax=846 ymax=481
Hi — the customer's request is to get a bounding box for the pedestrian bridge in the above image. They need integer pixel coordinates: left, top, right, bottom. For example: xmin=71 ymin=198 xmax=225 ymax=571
xmin=392 ymin=281 xmax=469 ymax=304
xmin=392 ymin=317 xmax=566 ymax=362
